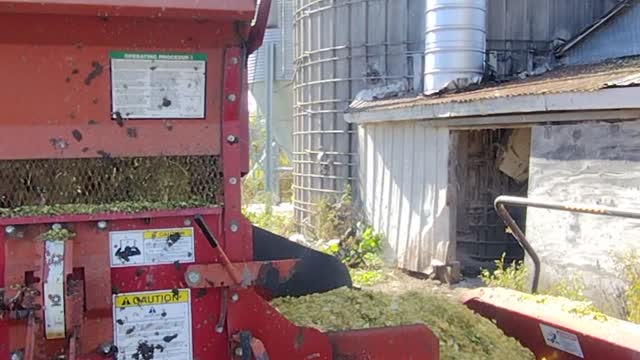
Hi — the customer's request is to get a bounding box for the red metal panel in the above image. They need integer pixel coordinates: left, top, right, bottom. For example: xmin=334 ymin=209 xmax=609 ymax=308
xmin=190 ymin=288 xmax=230 ymax=358
xmin=109 ymin=214 xmax=223 ymax=289
xmin=0 ymin=13 xmax=238 ymax=159
xmin=463 ymin=288 xmax=640 ymax=360
xmin=0 ymin=0 xmax=256 ymax=20
xmin=184 ymin=260 xmax=298 ymax=288
xmin=107 ymin=214 xmax=228 ymax=358
xmin=247 ymin=0 xmax=272 ymax=55
xmin=227 ymin=289 xmax=334 ymax=359
xmin=2 ymin=212 xmax=228 ymax=357
xmin=221 ymin=48 xmax=252 ymax=261
xmin=31 ymin=239 xmax=47 ymax=357
xmin=328 ymin=325 xmax=440 ymax=360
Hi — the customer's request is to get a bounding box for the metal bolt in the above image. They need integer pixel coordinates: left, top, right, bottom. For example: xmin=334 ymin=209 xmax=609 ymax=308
xmin=97 ymin=342 xmax=118 ymax=356
xmin=234 ymin=347 xmax=243 ymax=357
xmin=228 ymin=177 xmax=238 ymax=185
xmin=215 ymin=325 xmax=224 ymax=333
xmin=231 ymin=293 xmax=239 ymax=302
xmin=227 ymin=94 xmax=237 ymax=102
xmin=5 ymin=225 xmax=16 ymax=235
xmin=230 ymin=57 xmax=239 ymax=65
xmin=186 ymin=271 xmax=201 ymax=285
xmin=98 ymin=343 xmax=112 ymax=355
xmin=97 ymin=220 xmax=108 ymax=230
xmin=184 ymin=218 xmax=192 ymax=226
xmin=230 ymin=222 xmax=239 ymax=233
xmin=51 ymin=223 xmax=62 ymax=230
xmin=226 ymin=134 xmax=238 ymax=144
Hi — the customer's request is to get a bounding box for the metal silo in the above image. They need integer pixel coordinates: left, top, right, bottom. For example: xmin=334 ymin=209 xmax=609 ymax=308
xmin=293 ymin=0 xmax=425 ymax=233
xmin=248 ymin=0 xmax=296 ymax=154
xmin=424 ymin=0 xmax=487 ymax=94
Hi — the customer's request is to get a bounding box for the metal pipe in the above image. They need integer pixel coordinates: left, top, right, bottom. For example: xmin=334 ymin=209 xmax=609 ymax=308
xmin=424 ymin=0 xmax=486 ymax=94
xmin=295 ymin=0 xmax=388 ymax=17
xmin=193 ymin=215 xmax=242 ymax=285
xmin=292 ymin=172 xmax=356 ymax=180
xmin=292 ymin=75 xmax=410 ymax=90
xmin=292 ymin=150 xmax=356 ymax=156
xmin=293 ymin=160 xmax=356 ymax=166
xmin=494 ymin=202 xmax=541 ymax=293
xmin=292 ymin=130 xmax=356 ymax=135
xmin=264 ymin=42 xmax=276 ymax=196
xmin=494 ymin=195 xmax=640 ymax=294
xmin=291 ymin=184 xmax=343 ymax=194
xmin=295 ymin=43 xmax=421 ymax=61
xmin=496 ymin=195 xmax=640 ymax=220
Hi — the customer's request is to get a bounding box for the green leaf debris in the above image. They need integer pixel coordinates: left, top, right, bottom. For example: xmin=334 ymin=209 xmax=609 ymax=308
xmin=0 ymin=200 xmax=217 ymax=218
xmin=272 ymin=288 xmax=534 ymax=360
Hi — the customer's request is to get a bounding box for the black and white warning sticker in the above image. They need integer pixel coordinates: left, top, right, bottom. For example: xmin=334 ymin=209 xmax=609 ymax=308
xmin=44 ymin=240 xmax=66 ymax=340
xmin=110 ymin=227 xmax=195 ymax=267
xmin=110 ymin=51 xmax=207 ymax=119
xmin=113 ymin=289 xmax=193 ymax=360
xmin=540 ymin=323 xmax=584 ymax=358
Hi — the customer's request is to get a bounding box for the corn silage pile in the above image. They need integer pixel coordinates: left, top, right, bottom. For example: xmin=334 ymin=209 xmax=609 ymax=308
xmin=272 ymin=288 xmax=534 ymax=360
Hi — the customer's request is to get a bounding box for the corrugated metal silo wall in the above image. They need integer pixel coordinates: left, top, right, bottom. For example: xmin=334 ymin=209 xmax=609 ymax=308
xmin=248 ymin=0 xmax=296 ymax=153
xmin=486 ymin=0 xmax=621 ymax=77
xmin=563 ymin=3 xmax=640 ymax=65
xmin=248 ymin=0 xmax=295 ymax=83
xmin=293 ymin=0 xmax=424 ymax=233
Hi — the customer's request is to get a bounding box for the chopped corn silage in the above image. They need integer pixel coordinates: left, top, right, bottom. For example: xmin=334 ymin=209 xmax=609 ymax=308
xmin=0 ymin=200 xmax=216 ymax=218
xmin=272 ymin=288 xmax=534 ymax=360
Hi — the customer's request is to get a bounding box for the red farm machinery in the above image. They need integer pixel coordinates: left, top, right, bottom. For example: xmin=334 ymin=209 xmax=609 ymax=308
xmin=1 ymin=1 xmax=640 ymax=360
xmin=0 ymin=1 xmax=438 ymax=359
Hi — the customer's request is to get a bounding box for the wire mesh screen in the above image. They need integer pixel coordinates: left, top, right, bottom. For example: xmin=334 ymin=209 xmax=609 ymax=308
xmin=0 ymin=156 xmax=223 ymax=209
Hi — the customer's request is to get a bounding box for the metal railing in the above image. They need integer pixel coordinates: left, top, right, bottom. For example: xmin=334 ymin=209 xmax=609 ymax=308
xmin=494 ymin=195 xmax=640 ymax=293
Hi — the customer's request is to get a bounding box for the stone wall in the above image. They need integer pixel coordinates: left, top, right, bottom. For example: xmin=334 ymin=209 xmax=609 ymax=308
xmin=527 ymin=121 xmax=640 ymax=316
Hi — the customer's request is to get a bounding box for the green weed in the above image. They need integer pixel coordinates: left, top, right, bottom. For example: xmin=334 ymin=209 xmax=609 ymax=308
xmin=243 ymin=206 xmax=296 ymax=238
xmin=480 ymin=254 xmax=588 ymax=301
xmin=544 ymin=276 xmax=589 ymax=302
xmin=618 ymin=251 xmax=640 ymax=324
xmin=313 ymin=184 xmax=357 ymax=241
xmin=323 ymin=225 xmax=386 ymax=287
xmin=480 ymin=253 xmax=528 ymax=292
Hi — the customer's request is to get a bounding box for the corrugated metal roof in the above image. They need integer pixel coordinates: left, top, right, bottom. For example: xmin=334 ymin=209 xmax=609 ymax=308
xmin=348 ymin=56 xmax=640 ymax=113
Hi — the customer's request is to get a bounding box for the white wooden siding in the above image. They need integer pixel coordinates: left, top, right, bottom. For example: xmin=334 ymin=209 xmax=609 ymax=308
xmin=359 ymin=122 xmax=452 ymax=273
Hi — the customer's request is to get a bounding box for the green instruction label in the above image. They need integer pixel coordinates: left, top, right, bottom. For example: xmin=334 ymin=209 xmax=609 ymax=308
xmin=110 ymin=51 xmax=208 ymax=61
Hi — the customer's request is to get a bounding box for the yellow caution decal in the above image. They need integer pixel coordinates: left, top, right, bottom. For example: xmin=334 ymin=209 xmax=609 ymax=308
xmin=115 ymin=290 xmax=190 ymax=308
xmin=143 ymin=228 xmax=193 ymax=240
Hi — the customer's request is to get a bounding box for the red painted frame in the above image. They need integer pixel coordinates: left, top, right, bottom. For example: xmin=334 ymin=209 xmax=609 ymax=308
xmin=463 ymin=288 xmax=640 ymax=360
xmin=0 ymin=1 xmax=244 ymax=160
xmin=0 ymin=0 xmax=256 ymax=20
xmin=0 ymin=1 xmax=257 ymax=358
